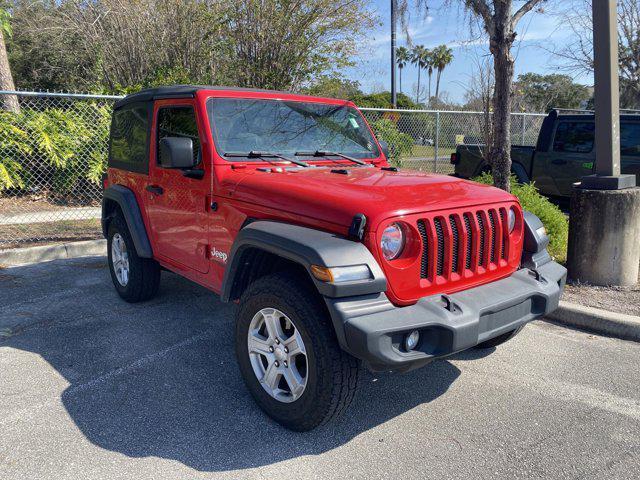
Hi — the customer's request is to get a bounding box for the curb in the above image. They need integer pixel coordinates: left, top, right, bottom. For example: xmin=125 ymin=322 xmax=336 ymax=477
xmin=546 ymin=301 xmax=640 ymax=342
xmin=0 ymin=239 xmax=106 ymax=266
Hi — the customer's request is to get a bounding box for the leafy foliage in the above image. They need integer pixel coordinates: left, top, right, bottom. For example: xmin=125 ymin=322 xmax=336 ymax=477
xmin=370 ymin=119 xmax=414 ymax=167
xmin=513 ymin=73 xmax=591 ymax=113
xmin=0 ymin=104 xmax=111 ymax=196
xmin=8 ymin=0 xmax=376 ymax=94
xmin=473 ymin=173 xmax=568 ymax=262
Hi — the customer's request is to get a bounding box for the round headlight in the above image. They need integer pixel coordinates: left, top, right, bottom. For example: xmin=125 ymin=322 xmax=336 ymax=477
xmin=507 ymin=208 xmax=516 ymax=233
xmin=381 ymin=223 xmax=405 ymax=260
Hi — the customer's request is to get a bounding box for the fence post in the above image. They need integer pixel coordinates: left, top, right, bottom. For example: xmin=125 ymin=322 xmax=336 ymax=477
xmin=521 ymin=115 xmax=526 ymax=145
xmin=434 ymin=111 xmax=440 ymax=172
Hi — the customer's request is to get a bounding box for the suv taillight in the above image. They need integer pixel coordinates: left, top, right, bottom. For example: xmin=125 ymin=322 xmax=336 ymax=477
xmin=450 ymin=153 xmax=459 ymax=165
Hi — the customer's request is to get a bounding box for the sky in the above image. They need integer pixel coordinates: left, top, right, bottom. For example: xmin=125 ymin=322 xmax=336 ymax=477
xmin=344 ymin=0 xmax=594 ymax=104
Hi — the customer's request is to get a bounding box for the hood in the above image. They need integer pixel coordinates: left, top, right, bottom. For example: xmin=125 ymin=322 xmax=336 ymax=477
xmin=231 ymin=166 xmax=518 ymax=230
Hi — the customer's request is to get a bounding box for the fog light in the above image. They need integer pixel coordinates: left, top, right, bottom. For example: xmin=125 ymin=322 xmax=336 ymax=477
xmin=404 ymin=330 xmax=420 ymax=351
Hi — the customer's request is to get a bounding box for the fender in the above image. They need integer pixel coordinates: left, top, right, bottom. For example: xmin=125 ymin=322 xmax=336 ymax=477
xmin=102 ymin=185 xmax=153 ymax=258
xmin=221 ymin=221 xmax=387 ymax=302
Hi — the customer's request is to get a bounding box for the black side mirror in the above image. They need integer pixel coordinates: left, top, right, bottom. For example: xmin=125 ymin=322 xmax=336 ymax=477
xmin=159 ymin=137 xmax=196 ymax=169
xmin=379 ymin=140 xmax=390 ymax=159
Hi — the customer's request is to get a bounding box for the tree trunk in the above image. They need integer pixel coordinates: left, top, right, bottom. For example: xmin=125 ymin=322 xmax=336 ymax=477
xmin=0 ymin=29 xmax=19 ymax=114
xmin=435 ymin=69 xmax=442 ymax=101
xmin=399 ymin=66 xmax=403 ymax=93
xmin=427 ymin=71 xmax=432 ymax=106
xmin=416 ymin=67 xmax=421 ymax=104
xmin=489 ymin=14 xmax=516 ymax=192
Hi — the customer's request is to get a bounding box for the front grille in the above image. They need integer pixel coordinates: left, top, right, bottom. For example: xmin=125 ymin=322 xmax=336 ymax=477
xmin=418 ymin=207 xmax=510 ymax=282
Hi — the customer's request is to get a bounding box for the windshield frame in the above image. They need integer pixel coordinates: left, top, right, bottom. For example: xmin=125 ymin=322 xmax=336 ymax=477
xmin=206 ymin=97 xmax=382 ymax=163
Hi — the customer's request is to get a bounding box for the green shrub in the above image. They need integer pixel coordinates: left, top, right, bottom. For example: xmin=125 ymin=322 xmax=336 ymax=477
xmin=0 ymin=103 xmax=112 ymax=197
xmin=370 ymin=118 xmax=414 ymax=167
xmin=472 ymin=173 xmax=568 ymax=263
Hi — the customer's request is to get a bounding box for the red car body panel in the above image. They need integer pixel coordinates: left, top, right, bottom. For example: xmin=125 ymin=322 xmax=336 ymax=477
xmin=106 ymin=88 xmax=524 ymax=306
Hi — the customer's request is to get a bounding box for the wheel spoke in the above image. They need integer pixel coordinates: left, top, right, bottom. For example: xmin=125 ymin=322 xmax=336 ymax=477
xmin=261 ymin=361 xmax=280 ymax=391
xmin=248 ymin=332 xmax=272 ymax=356
xmin=284 ymin=330 xmax=306 ymax=357
xmin=262 ymin=310 xmax=284 ymax=341
xmin=283 ymin=366 xmax=305 ymax=398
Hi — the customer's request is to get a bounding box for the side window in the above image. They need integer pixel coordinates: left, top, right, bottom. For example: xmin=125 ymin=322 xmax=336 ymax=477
xmin=157 ymin=106 xmax=201 ymax=167
xmin=553 ymin=122 xmax=595 ymax=153
xmin=621 ymin=123 xmax=640 ymax=157
xmin=109 ymin=102 xmax=150 ymax=173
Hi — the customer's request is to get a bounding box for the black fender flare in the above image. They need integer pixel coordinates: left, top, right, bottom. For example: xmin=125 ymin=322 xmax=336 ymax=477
xmin=102 ymin=185 xmax=153 ymax=258
xmin=221 ymin=221 xmax=387 ymax=302
xmin=221 ymin=221 xmax=387 ymax=352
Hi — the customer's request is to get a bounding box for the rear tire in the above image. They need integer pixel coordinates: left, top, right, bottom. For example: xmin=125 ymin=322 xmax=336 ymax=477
xmin=475 ymin=326 xmax=524 ymax=349
xmin=235 ymin=272 xmax=360 ymax=431
xmin=107 ymin=213 xmax=161 ymax=303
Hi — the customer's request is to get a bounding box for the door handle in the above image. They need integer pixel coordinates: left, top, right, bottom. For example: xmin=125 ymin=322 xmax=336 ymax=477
xmin=551 ymin=159 xmax=568 ymax=165
xmin=146 ymin=185 xmax=164 ymax=195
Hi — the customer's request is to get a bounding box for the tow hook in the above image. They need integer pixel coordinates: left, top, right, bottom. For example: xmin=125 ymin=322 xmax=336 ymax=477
xmin=440 ymin=295 xmax=458 ymax=313
xmin=528 ymin=269 xmax=547 ymax=284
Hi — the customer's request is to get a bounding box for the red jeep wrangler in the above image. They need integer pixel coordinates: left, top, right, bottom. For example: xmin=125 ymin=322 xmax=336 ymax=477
xmin=102 ymin=85 xmax=566 ymax=431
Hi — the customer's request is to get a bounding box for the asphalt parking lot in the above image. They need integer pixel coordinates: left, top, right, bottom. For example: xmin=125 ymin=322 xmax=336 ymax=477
xmin=1 ymin=256 xmax=639 ymax=479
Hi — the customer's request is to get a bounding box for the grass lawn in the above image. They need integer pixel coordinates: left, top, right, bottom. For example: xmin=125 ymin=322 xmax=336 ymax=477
xmin=0 ymin=218 xmax=102 ymax=250
xmin=409 ymin=145 xmax=457 ymax=158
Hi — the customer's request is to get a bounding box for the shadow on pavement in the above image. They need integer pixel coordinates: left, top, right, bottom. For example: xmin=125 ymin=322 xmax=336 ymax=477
xmin=1 ymin=257 xmax=462 ymax=472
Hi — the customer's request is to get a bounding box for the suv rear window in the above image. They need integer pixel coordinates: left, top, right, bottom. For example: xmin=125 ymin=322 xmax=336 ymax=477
xmin=553 ymin=121 xmax=595 ymax=153
xmin=109 ymin=102 xmax=151 ymax=173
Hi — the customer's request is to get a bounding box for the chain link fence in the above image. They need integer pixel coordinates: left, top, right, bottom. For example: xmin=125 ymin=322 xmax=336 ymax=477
xmin=0 ymin=91 xmax=546 ymax=249
xmin=0 ymin=91 xmax=119 ymax=249
xmin=360 ymin=108 xmax=546 ymax=173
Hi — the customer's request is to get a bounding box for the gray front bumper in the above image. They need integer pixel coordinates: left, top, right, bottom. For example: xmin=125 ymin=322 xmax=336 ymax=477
xmin=325 ymin=261 xmax=567 ymax=371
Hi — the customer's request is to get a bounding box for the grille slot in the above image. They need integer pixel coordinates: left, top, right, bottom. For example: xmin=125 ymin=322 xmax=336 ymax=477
xmin=476 ymin=212 xmax=486 ymax=267
xmin=499 ymin=209 xmax=507 ymax=259
xmin=449 ymin=215 xmax=459 ymax=273
xmin=463 ymin=213 xmax=473 ymax=269
xmin=488 ymin=210 xmax=497 ymax=263
xmin=417 ymin=220 xmax=429 ymax=279
xmin=434 ymin=218 xmax=445 ymax=277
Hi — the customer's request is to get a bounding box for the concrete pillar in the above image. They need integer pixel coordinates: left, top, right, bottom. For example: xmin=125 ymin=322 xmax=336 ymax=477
xmin=567 ymin=188 xmax=640 ymax=286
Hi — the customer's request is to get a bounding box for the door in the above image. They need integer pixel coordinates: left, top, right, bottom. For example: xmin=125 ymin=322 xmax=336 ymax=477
xmin=621 ymin=122 xmax=640 ymax=184
xmin=145 ymin=101 xmax=210 ymax=274
xmin=540 ymin=120 xmax=595 ymax=197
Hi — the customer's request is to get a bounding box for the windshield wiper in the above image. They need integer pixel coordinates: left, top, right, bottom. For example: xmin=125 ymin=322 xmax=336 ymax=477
xmin=224 ymin=151 xmax=309 ymax=168
xmin=294 ymin=150 xmax=367 ymax=166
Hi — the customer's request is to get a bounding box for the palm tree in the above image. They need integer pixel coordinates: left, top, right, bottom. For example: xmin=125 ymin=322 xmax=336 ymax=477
xmin=396 ymin=46 xmax=410 ymax=94
xmin=426 ymin=50 xmax=434 ymax=106
xmin=432 ymin=45 xmax=454 ymax=103
xmin=411 ymin=45 xmax=429 ymax=104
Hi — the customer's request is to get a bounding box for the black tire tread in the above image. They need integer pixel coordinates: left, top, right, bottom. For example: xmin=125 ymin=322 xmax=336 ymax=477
xmin=236 ymin=272 xmax=359 ymax=431
xmin=107 ymin=213 xmax=160 ymax=303
xmin=475 ymin=325 xmax=524 ymax=349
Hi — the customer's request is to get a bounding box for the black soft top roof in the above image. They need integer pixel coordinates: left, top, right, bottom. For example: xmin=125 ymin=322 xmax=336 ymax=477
xmin=113 ymin=85 xmax=294 ymax=110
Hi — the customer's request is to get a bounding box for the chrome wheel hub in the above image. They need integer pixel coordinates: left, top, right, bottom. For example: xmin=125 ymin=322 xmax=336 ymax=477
xmin=247 ymin=308 xmax=308 ymax=403
xmin=111 ymin=233 xmax=130 ymax=287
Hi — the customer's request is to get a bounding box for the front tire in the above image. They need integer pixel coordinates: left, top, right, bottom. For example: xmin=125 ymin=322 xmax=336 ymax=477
xmin=107 ymin=213 xmax=161 ymax=303
xmin=235 ymin=272 xmax=360 ymax=431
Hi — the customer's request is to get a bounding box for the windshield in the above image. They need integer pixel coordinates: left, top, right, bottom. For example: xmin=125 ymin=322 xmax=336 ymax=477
xmin=207 ymin=98 xmax=380 ymax=160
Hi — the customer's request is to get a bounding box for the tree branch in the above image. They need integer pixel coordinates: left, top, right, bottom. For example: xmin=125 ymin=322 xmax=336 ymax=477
xmin=512 ymin=0 xmax=545 ymax=27
xmin=465 ymin=0 xmax=493 ymax=33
